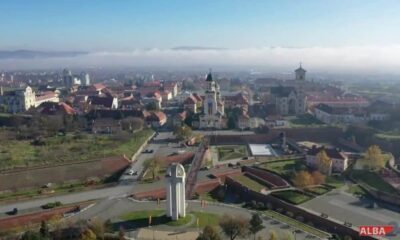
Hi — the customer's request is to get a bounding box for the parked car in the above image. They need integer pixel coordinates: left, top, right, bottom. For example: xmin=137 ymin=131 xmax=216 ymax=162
xmin=9 ymin=208 xmax=18 ymax=215
xmin=142 ymin=149 xmax=154 ymax=154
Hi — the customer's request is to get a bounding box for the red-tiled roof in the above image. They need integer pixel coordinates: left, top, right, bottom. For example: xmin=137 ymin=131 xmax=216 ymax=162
xmin=307 ymin=146 xmax=347 ymax=160
xmin=184 ymin=96 xmax=197 ymax=104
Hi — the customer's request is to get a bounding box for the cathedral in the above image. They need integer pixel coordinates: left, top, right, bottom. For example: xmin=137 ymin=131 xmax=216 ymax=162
xmin=199 ymin=71 xmax=225 ymax=129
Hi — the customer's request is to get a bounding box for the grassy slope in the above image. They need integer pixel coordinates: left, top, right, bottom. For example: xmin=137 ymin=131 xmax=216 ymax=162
xmin=0 ymin=129 xmax=153 ymax=169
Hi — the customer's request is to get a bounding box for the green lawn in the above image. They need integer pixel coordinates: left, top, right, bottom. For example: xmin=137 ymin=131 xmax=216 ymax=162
xmin=352 ymin=170 xmax=397 ymax=194
xmin=325 ymin=175 xmax=345 ymax=188
xmin=305 ymin=186 xmax=331 ymax=195
xmin=259 ymin=160 xmax=297 ymax=175
xmin=346 ymin=184 xmax=368 ymax=196
xmin=191 ymin=212 xmax=220 ymax=228
xmin=272 ymin=190 xmax=313 ymax=205
xmin=264 ymin=210 xmax=331 ymax=238
xmin=375 ymin=133 xmax=400 ymax=140
xmin=286 ymin=114 xmax=327 ymax=128
xmin=216 ymin=145 xmax=248 ymax=161
xmin=232 ymin=175 xmax=266 ymax=192
xmin=120 ymin=210 xmax=216 ymax=228
xmin=0 ymin=129 xmax=153 ymax=170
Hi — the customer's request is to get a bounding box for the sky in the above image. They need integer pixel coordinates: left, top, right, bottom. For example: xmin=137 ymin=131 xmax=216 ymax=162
xmin=2 ymin=0 xmax=400 ymax=72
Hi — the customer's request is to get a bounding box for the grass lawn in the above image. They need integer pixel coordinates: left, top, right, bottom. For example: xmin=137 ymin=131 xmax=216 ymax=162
xmin=259 ymin=160 xmax=297 ymax=175
xmin=286 ymin=114 xmax=326 ymax=128
xmin=191 ymin=211 xmax=220 ymax=228
xmin=264 ymin=210 xmax=331 ymax=238
xmin=352 ymin=170 xmax=397 ymax=194
xmin=0 ymin=129 xmax=153 ymax=170
xmin=120 ymin=209 xmax=190 ymax=227
xmin=346 ymin=184 xmax=368 ymax=197
xmin=216 ymin=145 xmax=248 ymax=161
xmin=305 ymin=186 xmax=331 ymax=195
xmin=375 ymin=133 xmax=400 ymax=140
xmin=325 ymin=175 xmax=345 ymax=188
xmin=272 ymin=190 xmax=313 ymax=205
xmin=232 ymin=175 xmax=266 ymax=192
xmin=198 ymin=193 xmax=218 ymax=202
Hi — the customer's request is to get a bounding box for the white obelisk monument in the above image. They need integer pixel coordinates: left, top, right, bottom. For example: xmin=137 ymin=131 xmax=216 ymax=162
xmin=166 ymin=163 xmax=186 ymax=220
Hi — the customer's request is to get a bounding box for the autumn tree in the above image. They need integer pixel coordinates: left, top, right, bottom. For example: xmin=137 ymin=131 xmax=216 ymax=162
xmin=363 ymin=145 xmax=385 ymax=170
xmin=79 ymin=228 xmax=97 ymax=240
xmin=316 ymin=150 xmax=332 ymax=175
xmin=144 ymin=157 xmax=162 ymax=180
xmin=268 ymin=230 xmax=278 ymax=240
xmin=219 ymin=214 xmax=250 ymax=240
xmin=249 ymin=213 xmax=264 ymax=240
xmin=173 ymin=124 xmax=193 ymax=141
xmin=121 ymin=117 xmax=144 ymax=132
xmin=293 ymin=171 xmax=314 ymax=188
xmin=311 ymin=171 xmax=326 ymax=185
xmin=196 ymin=225 xmax=222 ymax=240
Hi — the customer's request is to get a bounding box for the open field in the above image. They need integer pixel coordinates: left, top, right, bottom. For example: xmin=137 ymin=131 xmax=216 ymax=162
xmin=351 ymin=170 xmax=397 ymax=194
xmin=271 ymin=190 xmax=313 ymax=205
xmin=232 ymin=174 xmax=266 ymax=192
xmin=0 ymin=129 xmax=153 ymax=170
xmin=216 ymin=145 xmax=248 ymax=161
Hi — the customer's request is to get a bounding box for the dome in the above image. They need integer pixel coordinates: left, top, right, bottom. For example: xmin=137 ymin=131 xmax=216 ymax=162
xmin=166 ymin=163 xmax=186 ymax=178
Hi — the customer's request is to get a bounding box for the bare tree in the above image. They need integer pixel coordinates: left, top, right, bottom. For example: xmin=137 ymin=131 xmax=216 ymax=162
xmin=219 ymin=214 xmax=250 ymax=240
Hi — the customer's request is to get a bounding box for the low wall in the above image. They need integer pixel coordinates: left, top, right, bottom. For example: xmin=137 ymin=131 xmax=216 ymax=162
xmin=209 ymin=127 xmax=344 ymax=145
xmin=132 ymin=179 xmax=221 ymax=200
xmin=225 ymin=177 xmax=376 ymax=240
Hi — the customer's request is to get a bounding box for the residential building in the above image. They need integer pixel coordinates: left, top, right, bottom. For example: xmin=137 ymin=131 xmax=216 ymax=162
xmin=146 ymin=111 xmax=167 ymax=128
xmin=0 ymin=86 xmax=36 ymax=113
xmin=306 ymin=146 xmax=349 ymax=173
xmin=314 ymin=103 xmax=390 ymax=124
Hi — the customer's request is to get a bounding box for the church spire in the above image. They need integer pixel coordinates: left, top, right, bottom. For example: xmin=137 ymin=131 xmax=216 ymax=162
xmin=206 ymin=69 xmax=213 ymax=82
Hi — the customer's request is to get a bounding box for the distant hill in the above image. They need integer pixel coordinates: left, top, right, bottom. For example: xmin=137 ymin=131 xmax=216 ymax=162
xmin=0 ymin=50 xmax=89 ymax=59
xmin=172 ymin=46 xmax=227 ymax=51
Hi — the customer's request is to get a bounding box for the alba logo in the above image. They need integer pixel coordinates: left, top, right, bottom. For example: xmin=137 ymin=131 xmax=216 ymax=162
xmin=359 ymin=226 xmax=394 ymax=236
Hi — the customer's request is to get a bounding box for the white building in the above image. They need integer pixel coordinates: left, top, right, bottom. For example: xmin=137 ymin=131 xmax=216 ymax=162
xmin=0 ymin=86 xmax=36 ymax=113
xmin=166 ymin=163 xmax=186 ymax=220
xmin=199 ymin=72 xmax=225 ymax=129
xmin=314 ymin=103 xmax=390 ymax=125
xmin=306 ymin=146 xmax=349 ymax=173
xmin=80 ymin=72 xmax=91 ymax=86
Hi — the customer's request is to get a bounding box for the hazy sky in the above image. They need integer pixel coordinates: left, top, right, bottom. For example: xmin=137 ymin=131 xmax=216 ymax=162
xmin=2 ymin=0 xmax=400 ymax=72
xmin=2 ymin=0 xmax=400 ymax=50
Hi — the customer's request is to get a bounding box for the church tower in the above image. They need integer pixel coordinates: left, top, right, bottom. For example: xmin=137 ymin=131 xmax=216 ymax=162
xmin=204 ymin=71 xmax=218 ymax=117
xmin=295 ymin=63 xmax=306 ymax=80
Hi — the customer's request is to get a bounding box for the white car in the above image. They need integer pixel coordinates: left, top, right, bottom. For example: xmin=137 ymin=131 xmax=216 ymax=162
xmin=127 ymin=169 xmax=137 ymax=176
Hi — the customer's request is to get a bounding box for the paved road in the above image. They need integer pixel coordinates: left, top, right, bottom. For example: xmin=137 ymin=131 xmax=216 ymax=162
xmin=301 ymin=187 xmax=400 ymax=237
xmin=119 ymin=132 xmax=173 ymax=184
